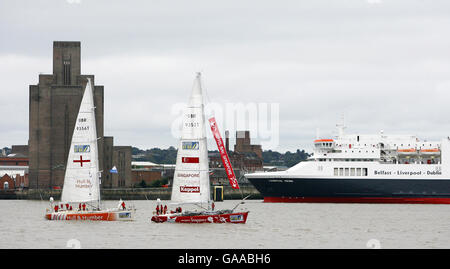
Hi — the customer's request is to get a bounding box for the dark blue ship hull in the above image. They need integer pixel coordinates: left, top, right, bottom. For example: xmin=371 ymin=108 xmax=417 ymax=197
xmin=247 ymin=177 xmax=450 ymax=203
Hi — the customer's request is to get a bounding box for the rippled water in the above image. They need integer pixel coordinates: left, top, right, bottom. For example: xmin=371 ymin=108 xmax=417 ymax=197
xmin=1 ymin=200 xmax=450 ymax=249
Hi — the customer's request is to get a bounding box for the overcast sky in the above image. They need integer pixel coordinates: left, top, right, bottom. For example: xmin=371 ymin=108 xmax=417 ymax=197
xmin=1 ymin=0 xmax=450 ymax=153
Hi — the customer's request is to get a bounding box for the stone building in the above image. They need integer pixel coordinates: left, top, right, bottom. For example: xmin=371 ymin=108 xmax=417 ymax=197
xmin=234 ymin=130 xmax=263 ymax=159
xmin=0 ymin=174 xmax=15 ymax=190
xmin=28 ymin=41 xmax=131 ymax=189
xmin=209 ymin=130 xmax=263 ymax=186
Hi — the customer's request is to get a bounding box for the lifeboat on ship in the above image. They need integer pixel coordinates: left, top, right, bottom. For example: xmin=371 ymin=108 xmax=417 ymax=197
xmin=314 ymin=139 xmax=334 ymax=149
xmin=397 ymin=148 xmax=418 ymax=155
xmin=419 ymin=148 xmax=441 ymax=156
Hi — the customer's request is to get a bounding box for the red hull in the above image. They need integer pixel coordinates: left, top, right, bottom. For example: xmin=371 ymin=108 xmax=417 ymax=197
xmin=151 ymin=211 xmax=249 ymax=224
xmin=264 ymin=196 xmax=450 ymax=204
xmin=45 ymin=210 xmax=133 ymax=221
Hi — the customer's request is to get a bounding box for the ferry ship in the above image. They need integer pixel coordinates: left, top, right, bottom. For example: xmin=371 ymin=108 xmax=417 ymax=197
xmin=245 ymin=123 xmax=450 ymax=204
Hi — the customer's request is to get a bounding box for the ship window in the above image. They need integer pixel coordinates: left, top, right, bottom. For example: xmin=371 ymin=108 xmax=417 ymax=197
xmin=345 ymin=168 xmax=350 ymax=176
xmin=334 ymin=168 xmax=339 ymax=176
xmin=363 ymin=168 xmax=368 ymax=176
xmin=350 ymin=168 xmax=356 ymax=176
xmin=339 ymin=168 xmax=344 ymax=176
xmin=357 ymin=168 xmax=362 ymax=176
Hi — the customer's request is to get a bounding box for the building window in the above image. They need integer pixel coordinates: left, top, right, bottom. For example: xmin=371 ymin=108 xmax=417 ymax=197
xmin=63 ymin=59 xmax=71 ymax=85
xmin=357 ymin=168 xmax=362 ymax=176
xmin=350 ymin=168 xmax=356 ymax=176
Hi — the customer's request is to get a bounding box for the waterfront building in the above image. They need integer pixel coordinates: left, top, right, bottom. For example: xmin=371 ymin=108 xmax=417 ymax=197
xmin=28 ymin=41 xmax=132 ymax=189
xmin=209 ymin=130 xmax=263 ymax=186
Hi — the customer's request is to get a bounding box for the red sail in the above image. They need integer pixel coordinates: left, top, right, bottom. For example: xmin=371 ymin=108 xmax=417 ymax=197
xmin=208 ymin=117 xmax=240 ymax=189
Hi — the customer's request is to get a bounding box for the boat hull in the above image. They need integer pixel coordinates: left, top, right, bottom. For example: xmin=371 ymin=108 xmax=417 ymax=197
xmin=45 ymin=210 xmax=134 ymax=221
xmin=247 ymin=177 xmax=450 ymax=204
xmin=151 ymin=211 xmax=249 ymax=224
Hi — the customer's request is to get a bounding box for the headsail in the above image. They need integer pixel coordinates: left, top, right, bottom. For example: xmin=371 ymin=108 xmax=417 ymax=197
xmin=61 ymin=78 xmax=101 ymax=204
xmin=171 ymin=73 xmax=211 ymax=204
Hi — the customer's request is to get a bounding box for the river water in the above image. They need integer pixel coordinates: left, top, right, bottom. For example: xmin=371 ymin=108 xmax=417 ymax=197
xmin=0 ymin=199 xmax=449 ymax=249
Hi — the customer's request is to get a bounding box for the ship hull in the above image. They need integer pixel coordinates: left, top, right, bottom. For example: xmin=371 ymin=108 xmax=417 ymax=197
xmin=45 ymin=210 xmax=134 ymax=221
xmin=247 ymin=177 xmax=450 ymax=204
xmin=151 ymin=211 xmax=249 ymax=224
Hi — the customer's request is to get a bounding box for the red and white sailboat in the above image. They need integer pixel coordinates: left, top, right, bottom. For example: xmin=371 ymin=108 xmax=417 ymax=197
xmin=45 ymin=78 xmax=134 ymax=221
xmin=151 ymin=73 xmax=249 ymax=224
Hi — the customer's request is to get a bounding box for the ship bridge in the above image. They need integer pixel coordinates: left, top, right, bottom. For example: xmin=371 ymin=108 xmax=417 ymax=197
xmin=312 ymin=132 xmax=442 ymax=165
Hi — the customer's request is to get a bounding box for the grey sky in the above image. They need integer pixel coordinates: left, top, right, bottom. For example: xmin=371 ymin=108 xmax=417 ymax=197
xmin=1 ymin=0 xmax=450 ymax=153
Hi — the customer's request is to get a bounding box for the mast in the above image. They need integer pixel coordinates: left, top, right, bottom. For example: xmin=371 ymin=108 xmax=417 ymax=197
xmin=88 ymin=78 xmax=101 ymax=210
xmin=336 ymin=114 xmax=346 ymax=138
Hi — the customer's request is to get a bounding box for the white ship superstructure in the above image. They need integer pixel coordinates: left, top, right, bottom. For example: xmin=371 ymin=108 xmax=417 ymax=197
xmin=246 ymin=123 xmax=450 ymax=204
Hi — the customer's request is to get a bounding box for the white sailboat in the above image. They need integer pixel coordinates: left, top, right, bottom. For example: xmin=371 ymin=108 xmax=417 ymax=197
xmin=151 ymin=73 xmax=249 ymax=224
xmin=45 ymin=78 xmax=134 ymax=221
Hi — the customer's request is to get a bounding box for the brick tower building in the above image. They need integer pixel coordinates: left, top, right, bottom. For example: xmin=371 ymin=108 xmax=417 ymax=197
xmin=28 ymin=41 xmax=131 ymax=189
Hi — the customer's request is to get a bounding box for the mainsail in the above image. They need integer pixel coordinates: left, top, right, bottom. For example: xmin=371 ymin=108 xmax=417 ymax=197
xmin=61 ymin=78 xmax=101 ymax=204
xmin=171 ymin=73 xmax=211 ymax=204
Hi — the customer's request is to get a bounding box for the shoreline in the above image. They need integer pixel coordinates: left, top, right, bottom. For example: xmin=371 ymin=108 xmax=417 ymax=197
xmin=0 ymin=185 xmax=262 ymax=201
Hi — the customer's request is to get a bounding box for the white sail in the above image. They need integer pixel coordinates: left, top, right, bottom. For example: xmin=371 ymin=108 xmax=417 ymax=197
xmin=171 ymin=73 xmax=211 ymax=204
xmin=61 ymin=78 xmax=101 ymax=204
